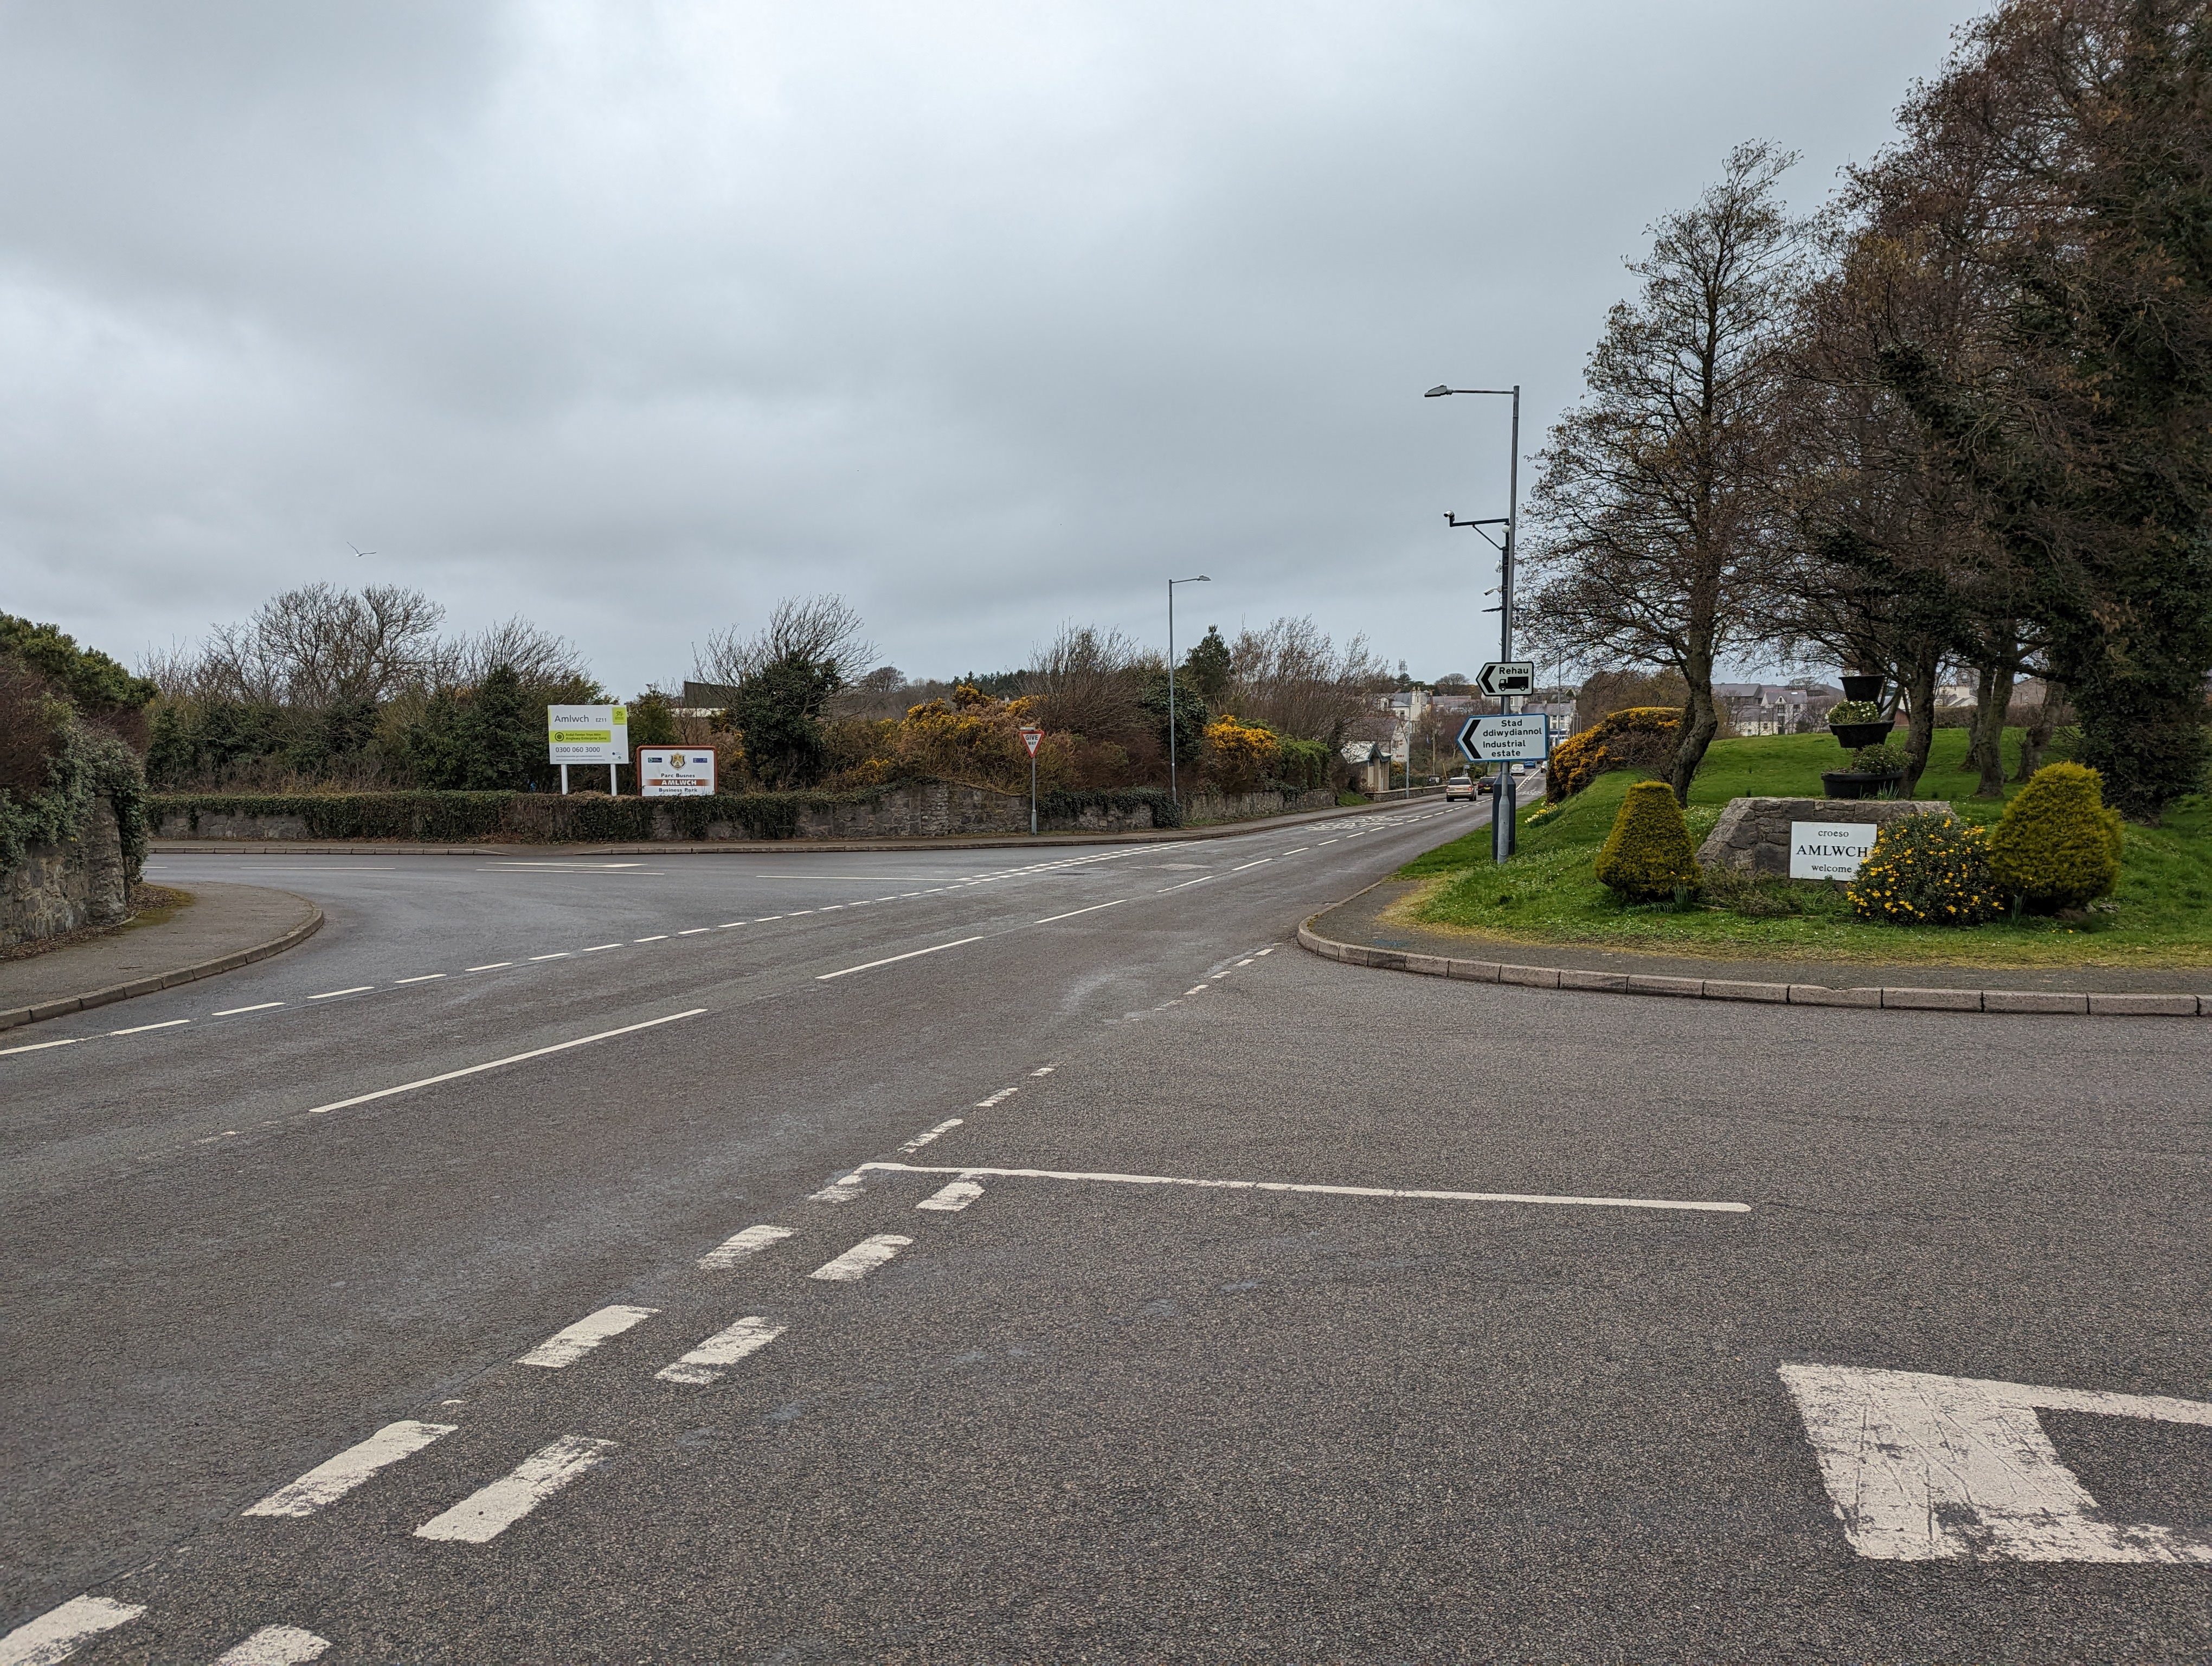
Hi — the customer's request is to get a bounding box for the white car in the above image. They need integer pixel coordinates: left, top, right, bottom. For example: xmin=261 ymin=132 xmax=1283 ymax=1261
xmin=1444 ymin=774 xmax=1478 ymax=802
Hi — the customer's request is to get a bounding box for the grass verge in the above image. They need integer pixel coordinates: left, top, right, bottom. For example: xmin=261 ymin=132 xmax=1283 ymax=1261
xmin=1394 ymin=728 xmax=2212 ymax=967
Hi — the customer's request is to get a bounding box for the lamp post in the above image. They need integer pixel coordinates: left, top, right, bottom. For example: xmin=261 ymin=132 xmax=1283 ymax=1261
xmin=1425 ymin=383 xmax=1522 ymax=862
xmin=1168 ymin=574 xmax=1210 ymax=808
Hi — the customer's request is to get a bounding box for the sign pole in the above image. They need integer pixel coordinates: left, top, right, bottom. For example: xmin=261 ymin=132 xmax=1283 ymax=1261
xmin=560 ymin=764 xmax=569 ymax=796
xmin=1496 ymin=384 xmax=1520 ymax=865
xmin=1020 ymin=726 xmax=1044 ymax=835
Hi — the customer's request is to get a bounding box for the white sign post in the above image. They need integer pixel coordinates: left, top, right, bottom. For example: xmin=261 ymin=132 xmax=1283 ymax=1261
xmin=1789 ymin=821 xmax=1877 ymax=881
xmin=1020 ymin=727 xmax=1044 ymax=835
xmin=548 ymin=704 xmax=630 ymax=794
xmin=638 ymin=748 xmax=716 ymax=797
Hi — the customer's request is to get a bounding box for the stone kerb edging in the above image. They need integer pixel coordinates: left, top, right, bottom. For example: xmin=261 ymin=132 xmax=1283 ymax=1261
xmin=0 ymin=904 xmax=324 ymax=1034
xmin=1295 ymin=919 xmax=2207 ymax=1017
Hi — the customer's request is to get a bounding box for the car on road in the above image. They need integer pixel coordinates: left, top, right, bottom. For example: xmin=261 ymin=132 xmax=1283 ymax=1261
xmin=1444 ymin=774 xmax=1478 ymax=802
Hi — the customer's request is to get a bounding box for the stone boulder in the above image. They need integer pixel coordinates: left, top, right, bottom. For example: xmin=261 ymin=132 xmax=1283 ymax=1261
xmin=1696 ymin=796 xmax=1956 ymax=877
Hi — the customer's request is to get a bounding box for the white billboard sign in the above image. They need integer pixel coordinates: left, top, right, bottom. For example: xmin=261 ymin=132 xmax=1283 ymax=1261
xmin=548 ymin=704 xmax=629 ymax=765
xmin=1789 ymin=821 xmax=1877 ymax=881
xmin=638 ymin=747 xmax=716 ymax=797
xmin=1456 ymin=713 xmax=1552 ymax=764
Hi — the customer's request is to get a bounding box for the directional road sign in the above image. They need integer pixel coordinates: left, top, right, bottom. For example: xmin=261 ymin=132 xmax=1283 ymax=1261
xmin=1476 ymin=661 xmax=1534 ymax=697
xmin=1457 ymin=712 xmax=1552 ymax=764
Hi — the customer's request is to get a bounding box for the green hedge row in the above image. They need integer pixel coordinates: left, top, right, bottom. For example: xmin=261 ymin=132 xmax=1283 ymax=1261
xmin=150 ymin=783 xmax=1182 ymax=841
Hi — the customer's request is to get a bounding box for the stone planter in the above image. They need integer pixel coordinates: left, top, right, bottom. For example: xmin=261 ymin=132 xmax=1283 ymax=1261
xmin=1829 ymin=720 xmax=1892 ymax=749
xmin=1819 ymin=770 xmax=1904 ymax=801
xmin=1840 ymin=674 xmax=1885 ymax=702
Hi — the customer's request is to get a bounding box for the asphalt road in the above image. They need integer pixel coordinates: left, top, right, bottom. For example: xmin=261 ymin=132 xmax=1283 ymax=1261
xmin=5 ymin=800 xmax=2209 ymax=1663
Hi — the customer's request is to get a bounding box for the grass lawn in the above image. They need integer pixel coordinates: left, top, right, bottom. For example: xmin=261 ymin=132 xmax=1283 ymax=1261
xmin=1395 ymin=727 xmax=2212 ymax=967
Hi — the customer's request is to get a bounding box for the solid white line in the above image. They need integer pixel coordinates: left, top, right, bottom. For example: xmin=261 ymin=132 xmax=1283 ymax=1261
xmin=858 ymin=1162 xmax=1752 ymax=1214
xmin=1231 ymin=858 xmax=1273 ymax=871
xmin=1 ymin=1037 xmax=84 ymax=1056
xmin=517 ymin=1304 xmax=659 ymax=1368
xmin=413 ymin=1434 xmax=617 ymax=1543
xmin=655 ymin=1316 xmax=786 ymax=1385
xmin=299 ymin=1009 xmax=707 ymax=1117
xmin=211 ymin=1624 xmax=330 ymax=1664
xmin=899 ymin=1117 xmax=963 ymax=1154
xmin=0 ymin=1594 xmax=147 ymax=1664
xmin=466 ymin=962 xmax=512 ymax=971
xmin=810 ymin=1233 xmax=912 ymax=1281
xmin=698 ymin=1223 xmax=794 ymax=1270
xmin=816 ymin=937 xmax=984 ymax=981
xmin=307 ymin=987 xmax=374 ymax=1001
xmin=215 ymin=1001 xmax=288 ymax=1014
xmin=917 ymin=1179 xmax=983 ymax=1212
xmin=110 ymin=1018 xmax=191 ymax=1035
xmin=243 ymin=1419 xmax=458 ymax=1517
xmin=393 ymin=974 xmax=447 ymax=984
xmin=1034 ymin=899 xmax=1129 ymax=924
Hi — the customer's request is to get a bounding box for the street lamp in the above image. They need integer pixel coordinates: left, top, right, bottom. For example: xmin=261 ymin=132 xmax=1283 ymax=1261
xmin=1426 ymin=383 xmax=1523 ymax=861
xmin=1168 ymin=574 xmax=1210 ymax=808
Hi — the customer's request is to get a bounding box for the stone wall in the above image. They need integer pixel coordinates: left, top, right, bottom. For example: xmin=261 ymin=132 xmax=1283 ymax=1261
xmin=2 ymin=796 xmax=130 ymax=947
xmin=1184 ymin=787 xmax=1338 ymax=824
xmin=1696 ymin=796 xmax=1956 ymax=876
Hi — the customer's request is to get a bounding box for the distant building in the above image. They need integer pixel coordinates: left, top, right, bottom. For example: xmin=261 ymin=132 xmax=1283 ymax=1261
xmin=1712 ymin=682 xmax=1841 ymax=736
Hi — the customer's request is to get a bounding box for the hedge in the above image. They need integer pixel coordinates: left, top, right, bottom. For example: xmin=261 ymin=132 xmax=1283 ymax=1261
xmin=1 ymin=721 xmax=149 ymax=879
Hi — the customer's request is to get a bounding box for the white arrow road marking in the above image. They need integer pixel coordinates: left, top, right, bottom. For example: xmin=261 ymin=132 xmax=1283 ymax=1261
xmin=860 ymin=1161 xmax=1748 ymax=1214
xmin=517 ymin=1305 xmax=658 ymax=1368
xmin=414 ymin=1434 xmax=618 ymax=1543
xmin=810 ymin=1234 xmax=913 ymax=1281
xmin=697 ymin=1224 xmax=793 ymax=1270
xmin=1779 ymin=1363 xmax=2212 ymax=1562
xmin=210 ymin=1625 xmax=330 ymax=1664
xmin=243 ymin=1419 xmax=457 ymax=1517
xmin=916 ymin=1180 xmax=984 ymax=1212
xmin=0 ymin=1595 xmax=146 ymax=1665
xmin=655 ymin=1317 xmax=787 ymax=1385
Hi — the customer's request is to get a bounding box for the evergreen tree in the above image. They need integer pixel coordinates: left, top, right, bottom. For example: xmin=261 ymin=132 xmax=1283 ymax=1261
xmin=1182 ymin=625 xmax=1233 ymax=707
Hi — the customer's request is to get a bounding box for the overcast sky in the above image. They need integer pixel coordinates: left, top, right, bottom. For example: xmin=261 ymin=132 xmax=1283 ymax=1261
xmin=1 ymin=1 xmax=1988 ymax=697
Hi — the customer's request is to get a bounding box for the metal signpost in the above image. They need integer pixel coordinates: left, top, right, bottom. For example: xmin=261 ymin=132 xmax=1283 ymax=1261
xmin=1020 ymin=726 xmax=1044 ymax=834
xmin=548 ymin=703 xmax=630 ymax=794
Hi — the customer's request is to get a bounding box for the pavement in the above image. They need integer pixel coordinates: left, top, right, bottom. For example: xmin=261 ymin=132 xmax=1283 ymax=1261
xmin=0 ymin=883 xmax=323 ymax=1029
xmin=4 ymin=795 xmax=2209 ymax=1663
xmin=1323 ymin=878 xmax=2212 ymax=995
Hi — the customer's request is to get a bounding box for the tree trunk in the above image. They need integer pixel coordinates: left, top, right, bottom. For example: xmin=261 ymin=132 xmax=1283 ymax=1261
xmin=1897 ymin=640 xmax=1940 ymax=797
xmin=1667 ymin=647 xmax=1721 ymax=807
xmin=1968 ymin=664 xmax=2016 ymax=798
xmin=2014 ymin=680 xmax=2062 ymax=781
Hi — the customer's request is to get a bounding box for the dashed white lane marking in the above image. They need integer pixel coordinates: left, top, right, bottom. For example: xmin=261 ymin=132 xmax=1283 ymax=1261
xmin=917 ymin=1179 xmax=983 ymax=1212
xmin=634 ymin=934 xmax=668 ymax=943
xmin=528 ymin=953 xmax=570 ymax=962
xmin=677 ymin=927 xmax=711 ymax=935
xmin=465 ymin=962 xmax=512 ymax=971
xmin=1231 ymin=858 xmax=1272 ymax=871
xmin=210 ymin=1624 xmax=331 ymax=1664
xmin=900 ymin=1118 xmax=963 ymax=1154
xmin=1283 ymin=847 xmax=1310 ymax=854
xmin=809 ymin=1171 xmax=866 ymax=1204
xmin=394 ymin=974 xmax=447 ymax=984
xmin=243 ymin=1419 xmax=458 ymax=1517
xmin=0 ymin=1594 xmax=146 ymax=1665
xmin=1185 ymin=985 xmax=1210 ymax=996
xmin=698 ymin=1224 xmax=794 ymax=1270
xmin=214 ymin=1002 xmax=287 ymax=1015
xmin=816 ymin=936 xmax=984 ymax=981
xmin=755 ymin=915 xmax=783 ymax=921
xmin=716 ymin=921 xmax=745 ymax=928
xmin=1255 ymin=946 xmax=1276 ymax=956
xmin=413 ymin=1434 xmax=618 ymax=1543
xmin=517 ymin=1304 xmax=659 ymax=1368
xmin=111 ymin=1018 xmax=191 ymax=1035
xmin=306 ymin=988 xmax=374 ymax=1001
xmin=1780 ymin=1363 xmax=2212 ymax=1562
xmin=973 ymin=1087 xmax=1018 ymax=1108
xmin=0 ymin=1036 xmax=83 ymax=1056
xmin=655 ymin=1316 xmax=786 ymax=1385
xmin=1034 ymin=899 xmax=1129 ymax=924
xmin=1317 ymin=838 xmax=1339 ymax=845
xmin=1236 ymin=958 xmax=1254 ymax=966
xmin=1030 ymin=1065 xmax=1056 ymax=1075
xmin=1159 ymin=876 xmax=1212 ymax=891
xmin=300 ymin=1008 xmax=706 ymax=1117
xmin=859 ymin=1162 xmax=1751 ymax=1214
xmin=810 ymin=1234 xmax=913 ymax=1281
xmin=581 ymin=944 xmax=622 ymax=953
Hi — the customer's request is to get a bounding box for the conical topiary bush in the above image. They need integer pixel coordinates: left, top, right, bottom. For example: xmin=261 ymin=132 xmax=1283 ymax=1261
xmin=1594 ymin=779 xmax=1703 ymax=902
xmin=1987 ymin=761 xmax=2124 ymax=910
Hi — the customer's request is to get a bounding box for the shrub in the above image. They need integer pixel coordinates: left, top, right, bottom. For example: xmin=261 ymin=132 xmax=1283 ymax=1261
xmin=1850 ymin=742 xmax=1907 ymax=773
xmin=1593 ymin=779 xmax=1702 ymax=901
xmin=1848 ymin=815 xmax=2001 ymax=926
xmin=1827 ymin=699 xmax=1882 ymax=724
xmin=1546 ymin=706 xmax=1680 ymax=802
xmin=1986 ymin=761 xmax=2123 ymax=909
xmin=1205 ymin=715 xmax=1280 ymax=793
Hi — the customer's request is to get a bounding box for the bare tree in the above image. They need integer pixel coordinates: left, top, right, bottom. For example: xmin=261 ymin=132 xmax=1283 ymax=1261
xmin=1025 ymin=624 xmax=1145 ymax=739
xmin=695 ymin=595 xmax=876 ymax=690
xmin=184 ymin=583 xmax=447 ymax=706
xmin=441 ymin=615 xmax=595 ymax=692
xmin=1523 ymin=142 xmax=1805 ymax=803
xmin=1225 ymin=616 xmax=1383 ymax=746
